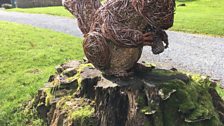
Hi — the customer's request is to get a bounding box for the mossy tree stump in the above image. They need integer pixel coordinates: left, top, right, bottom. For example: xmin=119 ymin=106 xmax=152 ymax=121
xmin=32 ymin=60 xmax=224 ymax=126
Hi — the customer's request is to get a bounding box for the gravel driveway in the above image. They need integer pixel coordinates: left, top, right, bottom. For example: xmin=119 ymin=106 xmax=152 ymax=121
xmin=141 ymin=32 xmax=224 ymax=85
xmin=0 ymin=9 xmax=82 ymax=36
xmin=0 ymin=10 xmax=224 ymax=85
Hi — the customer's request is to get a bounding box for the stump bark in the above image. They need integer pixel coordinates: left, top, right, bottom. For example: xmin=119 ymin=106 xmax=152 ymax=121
xmin=32 ymin=60 xmax=224 ymax=126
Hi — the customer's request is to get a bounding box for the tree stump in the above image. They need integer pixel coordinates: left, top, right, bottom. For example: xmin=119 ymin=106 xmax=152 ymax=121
xmin=32 ymin=60 xmax=224 ymax=126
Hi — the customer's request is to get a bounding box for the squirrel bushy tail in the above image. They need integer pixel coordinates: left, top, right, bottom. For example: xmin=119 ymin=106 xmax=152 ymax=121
xmin=63 ymin=0 xmax=102 ymax=34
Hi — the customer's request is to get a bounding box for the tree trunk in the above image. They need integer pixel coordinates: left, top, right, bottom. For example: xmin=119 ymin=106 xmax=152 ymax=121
xmin=32 ymin=60 xmax=224 ymax=126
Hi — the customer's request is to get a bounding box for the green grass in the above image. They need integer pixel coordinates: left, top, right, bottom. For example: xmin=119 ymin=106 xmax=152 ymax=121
xmin=7 ymin=6 xmax=73 ymax=17
xmin=173 ymin=0 xmax=224 ymax=36
xmin=7 ymin=0 xmax=224 ymax=36
xmin=0 ymin=21 xmax=83 ymax=125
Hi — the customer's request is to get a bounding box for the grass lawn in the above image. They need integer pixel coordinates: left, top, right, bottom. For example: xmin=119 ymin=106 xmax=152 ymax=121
xmin=0 ymin=21 xmax=83 ymax=125
xmin=7 ymin=0 xmax=224 ymax=36
xmin=7 ymin=6 xmax=73 ymax=17
xmin=172 ymin=0 xmax=224 ymax=36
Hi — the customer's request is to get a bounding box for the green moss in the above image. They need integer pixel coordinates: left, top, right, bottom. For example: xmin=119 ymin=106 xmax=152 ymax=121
xmin=137 ymin=95 xmax=146 ymax=107
xmin=41 ymin=63 xmax=94 ymax=107
xmin=153 ymin=109 xmax=164 ymax=126
xmin=161 ymin=78 xmax=222 ymax=126
xmin=138 ymin=69 xmax=223 ymax=126
xmin=144 ymin=120 xmax=151 ymax=126
xmin=71 ymin=105 xmax=94 ymax=120
xmin=68 ymin=63 xmax=94 ymax=89
xmin=56 ymin=96 xmax=73 ymax=109
xmin=54 ymin=96 xmax=96 ymax=125
xmin=151 ymin=69 xmax=175 ymax=77
xmin=215 ymin=83 xmax=224 ymax=100
xmin=70 ymin=104 xmax=96 ymax=126
xmin=44 ymin=88 xmax=55 ymax=106
xmin=191 ymin=75 xmax=211 ymax=88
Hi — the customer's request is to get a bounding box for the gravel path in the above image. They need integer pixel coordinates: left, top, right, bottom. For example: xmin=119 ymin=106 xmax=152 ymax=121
xmin=0 ymin=10 xmax=82 ymax=37
xmin=1 ymin=10 xmax=224 ymax=85
xmin=141 ymin=32 xmax=224 ymax=85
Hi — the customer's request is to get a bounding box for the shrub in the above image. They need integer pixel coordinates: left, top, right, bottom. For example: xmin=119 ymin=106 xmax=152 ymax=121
xmin=1 ymin=4 xmax=13 ymax=9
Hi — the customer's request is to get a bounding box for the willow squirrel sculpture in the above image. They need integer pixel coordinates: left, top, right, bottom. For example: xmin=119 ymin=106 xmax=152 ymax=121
xmin=63 ymin=0 xmax=175 ymax=76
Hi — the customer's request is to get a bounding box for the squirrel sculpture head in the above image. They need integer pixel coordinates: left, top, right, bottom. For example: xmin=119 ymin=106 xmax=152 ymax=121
xmin=132 ymin=0 xmax=175 ymax=30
